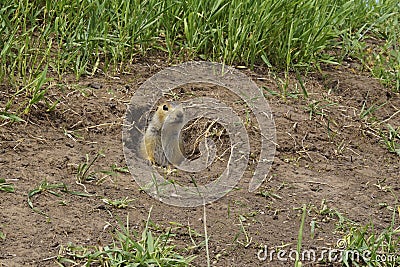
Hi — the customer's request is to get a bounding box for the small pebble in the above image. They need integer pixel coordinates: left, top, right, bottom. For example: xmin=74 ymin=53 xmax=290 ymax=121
xmin=88 ymin=82 xmax=103 ymax=89
xmin=66 ymin=143 xmax=74 ymax=148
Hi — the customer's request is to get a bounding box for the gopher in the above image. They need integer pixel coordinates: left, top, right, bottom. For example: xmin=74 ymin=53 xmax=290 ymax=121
xmin=141 ymin=102 xmax=185 ymax=166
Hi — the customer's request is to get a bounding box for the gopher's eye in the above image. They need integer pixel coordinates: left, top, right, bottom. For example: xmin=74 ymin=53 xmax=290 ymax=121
xmin=162 ymin=104 xmax=169 ymax=111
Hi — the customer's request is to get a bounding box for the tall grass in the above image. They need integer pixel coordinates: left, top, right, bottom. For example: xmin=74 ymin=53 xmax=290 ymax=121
xmin=0 ymin=0 xmax=399 ymax=114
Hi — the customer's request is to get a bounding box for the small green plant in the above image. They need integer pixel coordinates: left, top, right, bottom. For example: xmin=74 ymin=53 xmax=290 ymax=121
xmin=27 ymin=180 xmax=91 ymax=217
xmin=28 ymin=180 xmax=68 ymax=217
xmin=257 ymin=190 xmax=282 ymax=200
xmin=58 ymin=208 xmax=195 ymax=266
xmin=94 ymin=164 xmax=130 ymax=184
xmin=311 ymin=199 xmax=357 ymax=231
xmin=99 ymin=164 xmax=130 ymax=176
xmin=0 ymin=178 xmax=15 ymax=192
xmin=293 ymin=204 xmax=307 ymax=267
xmin=233 ymin=215 xmax=252 ymax=248
xmin=110 ymin=164 xmax=130 ymax=174
xmin=304 ymin=100 xmax=336 ymax=120
xmin=0 ymin=112 xmax=24 ymax=123
xmin=380 ymin=124 xmax=400 ymax=156
xmin=360 ymin=102 xmax=386 ymax=120
xmin=0 ymin=230 xmax=5 ymax=240
xmin=102 ymin=197 xmax=134 ymax=209
xmin=76 ymin=152 xmax=104 ymax=183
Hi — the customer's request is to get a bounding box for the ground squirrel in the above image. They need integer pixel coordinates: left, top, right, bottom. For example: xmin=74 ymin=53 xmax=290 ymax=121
xmin=141 ymin=102 xmax=185 ymax=166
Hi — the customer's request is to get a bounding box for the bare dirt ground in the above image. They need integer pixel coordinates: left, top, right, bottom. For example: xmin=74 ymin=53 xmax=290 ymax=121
xmin=0 ymin=58 xmax=399 ymax=266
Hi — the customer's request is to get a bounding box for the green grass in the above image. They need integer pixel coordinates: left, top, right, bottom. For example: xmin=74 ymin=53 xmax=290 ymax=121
xmin=27 ymin=179 xmax=92 ymax=217
xmin=1 ymin=0 xmax=396 ymax=73
xmin=341 ymin=208 xmax=400 ymax=267
xmin=0 ymin=178 xmax=15 ymax=192
xmin=0 ymin=229 xmax=5 ymax=240
xmin=57 ymin=209 xmax=195 ymax=266
xmin=0 ymin=0 xmax=399 ymax=116
xmin=75 ymin=152 xmax=105 ymax=184
xmin=293 ymin=201 xmax=399 ymax=266
xmin=294 ymin=204 xmax=307 ymax=267
xmin=380 ymin=124 xmax=400 ymax=156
